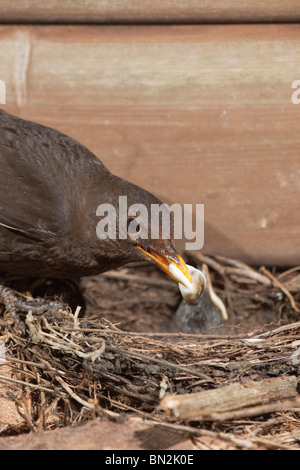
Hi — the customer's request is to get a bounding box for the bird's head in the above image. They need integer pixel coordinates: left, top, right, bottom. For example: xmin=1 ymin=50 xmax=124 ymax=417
xmin=93 ymin=174 xmax=205 ymax=296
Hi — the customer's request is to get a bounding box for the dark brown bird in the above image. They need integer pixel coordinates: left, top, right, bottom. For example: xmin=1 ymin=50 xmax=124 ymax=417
xmin=0 ymin=109 xmax=198 ymax=330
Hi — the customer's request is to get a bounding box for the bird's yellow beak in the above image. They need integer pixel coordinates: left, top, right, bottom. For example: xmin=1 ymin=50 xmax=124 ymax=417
xmin=138 ymin=246 xmax=192 ymax=287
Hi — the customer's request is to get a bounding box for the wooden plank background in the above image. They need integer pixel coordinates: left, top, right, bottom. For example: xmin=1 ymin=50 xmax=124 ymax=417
xmin=0 ymin=24 xmax=299 ymax=265
xmin=0 ymin=0 xmax=300 ymax=23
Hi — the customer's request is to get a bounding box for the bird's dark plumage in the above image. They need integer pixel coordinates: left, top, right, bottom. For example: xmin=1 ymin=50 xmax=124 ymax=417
xmin=0 ymin=109 xmax=188 ymax=281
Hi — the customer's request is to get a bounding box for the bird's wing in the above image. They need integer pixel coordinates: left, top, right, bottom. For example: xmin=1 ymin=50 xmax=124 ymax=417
xmin=0 ymin=110 xmax=72 ymax=241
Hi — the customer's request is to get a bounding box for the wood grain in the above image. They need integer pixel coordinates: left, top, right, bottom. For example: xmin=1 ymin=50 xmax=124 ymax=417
xmin=0 ymin=0 xmax=300 ymax=23
xmin=0 ymin=24 xmax=299 ymax=265
xmin=161 ymin=376 xmax=299 ymax=420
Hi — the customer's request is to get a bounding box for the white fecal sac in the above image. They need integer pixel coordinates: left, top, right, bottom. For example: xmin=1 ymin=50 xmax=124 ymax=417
xmin=169 ymin=263 xmax=206 ymax=305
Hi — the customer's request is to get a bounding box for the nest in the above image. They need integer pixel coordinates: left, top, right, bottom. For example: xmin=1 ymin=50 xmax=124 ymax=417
xmin=0 ymin=253 xmax=300 ymax=450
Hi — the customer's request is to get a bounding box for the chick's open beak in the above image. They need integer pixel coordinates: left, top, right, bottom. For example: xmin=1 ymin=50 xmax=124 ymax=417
xmin=138 ymin=245 xmax=192 ymax=287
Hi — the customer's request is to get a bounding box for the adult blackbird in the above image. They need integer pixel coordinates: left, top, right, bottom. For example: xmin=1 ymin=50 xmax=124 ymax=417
xmin=0 ymin=109 xmax=203 ymax=330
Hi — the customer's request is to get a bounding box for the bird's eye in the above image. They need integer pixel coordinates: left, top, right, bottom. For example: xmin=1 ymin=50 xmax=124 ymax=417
xmin=127 ymin=217 xmax=141 ymax=239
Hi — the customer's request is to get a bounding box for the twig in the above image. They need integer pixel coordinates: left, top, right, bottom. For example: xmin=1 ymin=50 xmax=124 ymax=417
xmin=260 ymin=267 xmax=300 ymax=312
xmin=0 ymin=374 xmax=65 ymax=396
xmin=257 ymin=321 xmax=300 ymax=338
xmin=225 ymin=267 xmax=272 ymax=286
xmin=55 ymin=376 xmax=118 ymax=419
xmin=185 ymin=251 xmax=225 ymax=277
xmin=107 ymin=346 xmax=213 ymax=382
xmin=135 ymin=418 xmax=255 ymax=450
xmin=160 ymin=376 xmax=299 ymax=420
xmin=55 ymin=376 xmax=94 ymax=409
xmin=204 ymin=398 xmax=300 ymax=422
xmin=277 ymin=266 xmax=300 ymax=280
